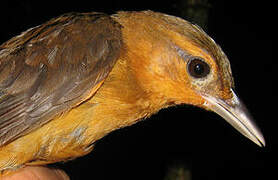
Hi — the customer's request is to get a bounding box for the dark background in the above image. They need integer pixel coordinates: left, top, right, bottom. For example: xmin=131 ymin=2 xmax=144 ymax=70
xmin=0 ymin=0 xmax=274 ymax=179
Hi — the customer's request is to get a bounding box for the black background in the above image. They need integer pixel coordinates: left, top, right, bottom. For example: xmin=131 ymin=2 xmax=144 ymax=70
xmin=0 ymin=1 xmax=274 ymax=180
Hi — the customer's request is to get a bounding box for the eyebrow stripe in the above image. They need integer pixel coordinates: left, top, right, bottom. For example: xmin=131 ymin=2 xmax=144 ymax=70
xmin=174 ymin=45 xmax=191 ymax=61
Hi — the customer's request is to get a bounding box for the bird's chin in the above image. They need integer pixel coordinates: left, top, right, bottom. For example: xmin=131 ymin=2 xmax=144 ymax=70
xmin=201 ymin=89 xmax=265 ymax=147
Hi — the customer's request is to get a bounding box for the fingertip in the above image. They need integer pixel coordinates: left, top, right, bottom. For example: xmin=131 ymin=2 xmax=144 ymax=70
xmin=1 ymin=166 xmax=69 ymax=180
xmin=52 ymin=168 xmax=70 ymax=180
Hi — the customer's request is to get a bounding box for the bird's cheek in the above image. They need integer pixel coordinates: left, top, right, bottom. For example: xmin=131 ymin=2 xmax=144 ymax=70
xmin=173 ymin=87 xmax=206 ymax=107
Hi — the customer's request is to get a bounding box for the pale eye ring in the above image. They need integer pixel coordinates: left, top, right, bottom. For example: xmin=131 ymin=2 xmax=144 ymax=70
xmin=187 ymin=57 xmax=210 ymax=78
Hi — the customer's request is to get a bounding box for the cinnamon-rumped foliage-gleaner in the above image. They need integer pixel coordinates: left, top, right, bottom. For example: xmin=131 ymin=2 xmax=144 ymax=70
xmin=0 ymin=11 xmax=265 ymax=176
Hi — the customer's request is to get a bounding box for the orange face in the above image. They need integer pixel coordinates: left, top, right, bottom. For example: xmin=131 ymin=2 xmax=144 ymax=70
xmin=114 ymin=11 xmax=265 ymax=146
xmin=115 ymin=11 xmax=231 ymax=107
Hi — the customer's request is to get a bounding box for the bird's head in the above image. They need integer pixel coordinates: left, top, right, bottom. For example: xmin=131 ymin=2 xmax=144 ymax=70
xmin=113 ymin=11 xmax=265 ymax=146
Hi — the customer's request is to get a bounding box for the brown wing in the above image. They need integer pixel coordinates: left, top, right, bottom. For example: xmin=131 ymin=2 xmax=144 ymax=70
xmin=0 ymin=12 xmax=122 ymax=146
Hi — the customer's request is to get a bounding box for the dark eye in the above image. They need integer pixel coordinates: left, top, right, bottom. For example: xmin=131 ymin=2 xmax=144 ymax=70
xmin=187 ymin=58 xmax=210 ymax=78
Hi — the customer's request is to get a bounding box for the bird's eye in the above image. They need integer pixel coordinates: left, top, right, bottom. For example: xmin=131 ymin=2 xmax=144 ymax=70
xmin=187 ymin=58 xmax=210 ymax=78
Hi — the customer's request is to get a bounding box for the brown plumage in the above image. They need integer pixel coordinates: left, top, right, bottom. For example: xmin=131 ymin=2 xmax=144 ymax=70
xmin=0 ymin=11 xmax=264 ymax=176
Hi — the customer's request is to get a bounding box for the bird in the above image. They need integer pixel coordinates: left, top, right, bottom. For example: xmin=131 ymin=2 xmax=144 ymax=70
xmin=0 ymin=10 xmax=265 ymax=176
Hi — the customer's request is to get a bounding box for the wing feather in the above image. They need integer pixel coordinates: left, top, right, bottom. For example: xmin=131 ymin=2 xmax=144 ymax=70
xmin=0 ymin=12 xmax=122 ymax=146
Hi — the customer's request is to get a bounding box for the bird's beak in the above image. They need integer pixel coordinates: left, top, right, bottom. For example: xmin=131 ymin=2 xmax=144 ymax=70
xmin=202 ymin=89 xmax=265 ymax=147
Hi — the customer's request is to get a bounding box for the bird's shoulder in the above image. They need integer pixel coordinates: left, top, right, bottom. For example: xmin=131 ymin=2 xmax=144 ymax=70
xmin=0 ymin=12 xmax=123 ymax=146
